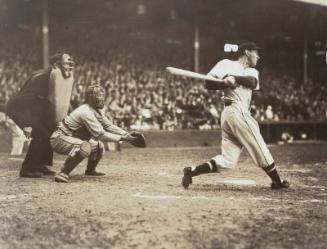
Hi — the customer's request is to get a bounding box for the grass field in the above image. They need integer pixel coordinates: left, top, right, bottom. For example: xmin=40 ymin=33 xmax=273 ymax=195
xmin=0 ymin=143 xmax=326 ymax=249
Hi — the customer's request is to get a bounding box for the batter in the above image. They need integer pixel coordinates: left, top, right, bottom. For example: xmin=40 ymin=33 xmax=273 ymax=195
xmin=182 ymin=42 xmax=290 ymax=190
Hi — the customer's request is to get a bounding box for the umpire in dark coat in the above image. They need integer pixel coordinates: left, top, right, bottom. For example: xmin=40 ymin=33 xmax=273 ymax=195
xmin=6 ymin=52 xmax=74 ymax=177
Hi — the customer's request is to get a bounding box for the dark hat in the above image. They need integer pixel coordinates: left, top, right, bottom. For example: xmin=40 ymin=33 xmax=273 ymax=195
xmin=237 ymin=42 xmax=261 ymax=55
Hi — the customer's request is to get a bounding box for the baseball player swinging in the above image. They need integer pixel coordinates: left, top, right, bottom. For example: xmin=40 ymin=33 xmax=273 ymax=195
xmin=182 ymin=42 xmax=290 ymax=190
xmin=50 ymin=84 xmax=145 ymax=183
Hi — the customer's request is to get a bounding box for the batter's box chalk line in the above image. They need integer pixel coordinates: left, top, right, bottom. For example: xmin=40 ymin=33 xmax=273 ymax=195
xmin=157 ymin=171 xmax=175 ymax=177
xmin=218 ymin=179 xmax=256 ymax=186
xmin=8 ymin=157 xmax=24 ymax=161
xmin=0 ymin=194 xmax=30 ymax=201
xmin=299 ymin=199 xmax=327 ymax=203
xmin=8 ymin=157 xmax=65 ymax=164
xmin=133 ymin=192 xmax=209 ymax=200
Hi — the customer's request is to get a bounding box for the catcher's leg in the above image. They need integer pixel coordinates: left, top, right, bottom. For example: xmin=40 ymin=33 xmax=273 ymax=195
xmin=85 ymin=141 xmax=105 ymax=176
xmin=51 ymin=133 xmax=92 ymax=183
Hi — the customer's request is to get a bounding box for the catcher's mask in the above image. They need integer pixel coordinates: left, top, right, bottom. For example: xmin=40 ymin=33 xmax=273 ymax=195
xmin=51 ymin=53 xmax=74 ymax=79
xmin=85 ymin=84 xmax=106 ymax=109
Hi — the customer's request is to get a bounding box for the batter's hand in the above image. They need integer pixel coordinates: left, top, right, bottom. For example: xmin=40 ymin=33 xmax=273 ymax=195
xmin=23 ymin=127 xmax=32 ymax=139
xmin=223 ymin=76 xmax=236 ymax=86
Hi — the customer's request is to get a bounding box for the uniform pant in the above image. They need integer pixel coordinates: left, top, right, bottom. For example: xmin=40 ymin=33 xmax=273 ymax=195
xmin=212 ymin=105 xmax=274 ymax=169
xmin=50 ymin=130 xmax=102 ymax=159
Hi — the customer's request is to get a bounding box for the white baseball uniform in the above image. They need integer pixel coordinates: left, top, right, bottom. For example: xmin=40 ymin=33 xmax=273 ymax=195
xmin=50 ymin=104 xmax=126 ymax=156
xmin=207 ymin=59 xmax=274 ymax=169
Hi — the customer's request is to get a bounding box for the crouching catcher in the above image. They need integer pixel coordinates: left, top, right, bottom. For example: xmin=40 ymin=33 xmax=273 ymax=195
xmin=50 ymin=84 xmax=145 ymax=183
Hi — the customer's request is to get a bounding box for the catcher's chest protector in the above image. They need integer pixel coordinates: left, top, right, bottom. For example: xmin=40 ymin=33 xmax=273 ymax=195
xmin=49 ymin=68 xmax=74 ymax=125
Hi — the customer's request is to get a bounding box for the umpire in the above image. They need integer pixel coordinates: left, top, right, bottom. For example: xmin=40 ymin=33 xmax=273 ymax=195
xmin=6 ymin=52 xmax=74 ymax=177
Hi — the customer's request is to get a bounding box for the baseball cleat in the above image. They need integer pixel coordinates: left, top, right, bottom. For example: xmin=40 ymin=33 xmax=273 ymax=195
xmin=271 ymin=180 xmax=290 ymax=190
xmin=54 ymin=172 xmax=69 ymax=183
xmin=85 ymin=170 xmax=105 ymax=176
xmin=182 ymin=167 xmax=193 ymax=189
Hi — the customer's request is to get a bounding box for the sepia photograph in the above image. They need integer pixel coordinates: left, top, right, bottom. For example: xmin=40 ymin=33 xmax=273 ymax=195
xmin=0 ymin=0 xmax=326 ymax=248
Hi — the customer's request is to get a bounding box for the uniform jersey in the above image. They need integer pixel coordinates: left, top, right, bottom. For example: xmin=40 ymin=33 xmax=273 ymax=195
xmin=206 ymin=58 xmax=274 ymax=169
xmin=208 ymin=59 xmax=259 ymax=111
xmin=58 ymin=104 xmax=126 ymax=141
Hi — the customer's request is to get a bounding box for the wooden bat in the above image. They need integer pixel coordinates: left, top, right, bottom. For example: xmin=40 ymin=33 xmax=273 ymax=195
xmin=166 ymin=67 xmax=224 ymax=82
xmin=166 ymin=67 xmax=228 ymax=90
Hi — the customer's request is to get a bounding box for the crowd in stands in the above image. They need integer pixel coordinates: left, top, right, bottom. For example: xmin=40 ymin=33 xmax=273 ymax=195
xmin=252 ymin=70 xmax=327 ymax=122
xmin=0 ymin=29 xmax=326 ymax=131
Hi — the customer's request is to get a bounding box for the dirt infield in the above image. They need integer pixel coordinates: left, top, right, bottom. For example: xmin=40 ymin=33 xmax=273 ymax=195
xmin=0 ymin=143 xmax=326 ymax=249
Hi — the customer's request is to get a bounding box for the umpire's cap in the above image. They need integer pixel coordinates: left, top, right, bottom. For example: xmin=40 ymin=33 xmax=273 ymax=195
xmin=237 ymin=42 xmax=261 ymax=56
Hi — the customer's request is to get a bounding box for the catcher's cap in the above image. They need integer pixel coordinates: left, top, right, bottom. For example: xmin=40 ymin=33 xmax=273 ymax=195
xmin=238 ymin=42 xmax=261 ymax=55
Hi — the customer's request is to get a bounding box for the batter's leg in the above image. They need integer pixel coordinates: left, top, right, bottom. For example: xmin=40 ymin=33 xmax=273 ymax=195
xmin=227 ymin=111 xmax=289 ymax=189
xmin=182 ymin=119 xmax=243 ymax=189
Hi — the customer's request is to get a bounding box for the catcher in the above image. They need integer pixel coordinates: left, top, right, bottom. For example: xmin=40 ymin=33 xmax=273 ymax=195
xmin=50 ymin=84 xmax=145 ymax=183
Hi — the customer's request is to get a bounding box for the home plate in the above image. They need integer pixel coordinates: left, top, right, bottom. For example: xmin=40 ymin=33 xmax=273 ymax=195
xmin=219 ymin=179 xmax=256 ymax=186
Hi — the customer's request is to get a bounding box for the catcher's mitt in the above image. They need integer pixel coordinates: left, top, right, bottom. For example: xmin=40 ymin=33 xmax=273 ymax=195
xmin=129 ymin=131 xmax=146 ymax=148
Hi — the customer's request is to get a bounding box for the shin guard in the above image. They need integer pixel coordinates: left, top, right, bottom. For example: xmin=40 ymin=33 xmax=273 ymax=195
xmin=85 ymin=143 xmax=104 ymax=174
xmin=61 ymin=141 xmax=91 ymax=175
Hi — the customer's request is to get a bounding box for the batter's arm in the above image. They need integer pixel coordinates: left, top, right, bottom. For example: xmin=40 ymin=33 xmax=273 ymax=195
xmin=204 ymin=79 xmax=230 ymax=90
xmin=205 ymin=59 xmax=232 ymax=90
xmin=205 ymin=74 xmax=235 ymax=90
xmin=233 ymin=76 xmax=258 ymax=89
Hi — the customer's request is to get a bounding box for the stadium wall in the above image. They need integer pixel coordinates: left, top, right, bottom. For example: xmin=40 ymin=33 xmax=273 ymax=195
xmin=1 ymin=121 xmax=327 ymax=153
xmin=259 ymin=121 xmax=327 ymax=143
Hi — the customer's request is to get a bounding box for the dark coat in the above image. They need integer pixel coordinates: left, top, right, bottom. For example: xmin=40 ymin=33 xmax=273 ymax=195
xmin=6 ymin=68 xmax=55 ymax=135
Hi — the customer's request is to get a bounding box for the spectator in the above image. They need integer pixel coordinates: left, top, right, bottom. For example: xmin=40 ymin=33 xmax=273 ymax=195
xmin=1 ymin=28 xmax=326 ymax=132
xmin=265 ymin=105 xmax=274 ymax=120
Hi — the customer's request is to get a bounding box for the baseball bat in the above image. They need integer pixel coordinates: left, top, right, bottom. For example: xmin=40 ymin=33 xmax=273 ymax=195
xmin=166 ymin=67 xmax=224 ymax=83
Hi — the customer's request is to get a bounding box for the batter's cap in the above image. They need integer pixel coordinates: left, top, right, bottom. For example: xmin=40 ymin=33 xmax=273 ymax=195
xmin=237 ymin=42 xmax=261 ymax=55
